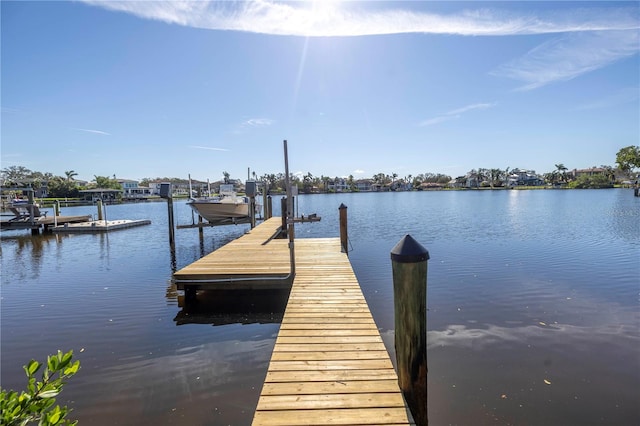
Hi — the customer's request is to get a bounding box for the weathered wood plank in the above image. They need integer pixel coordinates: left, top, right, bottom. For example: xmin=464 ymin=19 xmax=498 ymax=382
xmin=277 ymin=328 xmax=381 ymax=337
xmin=257 ymin=392 xmax=407 ymax=410
xmin=253 ymin=408 xmax=411 ymax=425
xmin=269 ymin=350 xmax=391 ymax=361
xmin=267 ymin=358 xmax=394 ymax=371
xmin=259 ymin=380 xmax=403 ymax=396
xmin=264 ymin=368 xmax=398 ymax=383
xmin=272 ymin=343 xmax=386 ymax=352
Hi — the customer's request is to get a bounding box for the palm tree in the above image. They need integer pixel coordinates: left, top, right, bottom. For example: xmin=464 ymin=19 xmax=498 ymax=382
xmin=476 ymin=168 xmax=488 ymax=187
xmin=347 ymin=174 xmax=355 ymax=191
xmin=303 ymin=172 xmax=313 ymax=193
xmin=489 ymin=168 xmax=503 ymax=188
xmin=64 ymin=170 xmax=78 ymax=182
xmin=555 ymin=163 xmax=568 ymax=183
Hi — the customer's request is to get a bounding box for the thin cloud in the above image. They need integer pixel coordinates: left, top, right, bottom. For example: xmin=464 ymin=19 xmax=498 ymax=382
xmin=419 ymin=115 xmax=459 ymax=127
xmin=492 ymin=30 xmax=640 ymax=91
xmin=353 ymin=169 xmax=365 ymax=175
xmin=420 ymin=103 xmax=496 ymax=127
xmin=245 ymin=118 xmax=274 ymax=127
xmin=82 ymin=1 xmax=638 ymax=90
xmin=448 ymin=103 xmax=495 ymax=115
xmin=81 ymin=1 xmax=639 ymax=37
xmin=189 ymin=145 xmax=230 ymax=152
xmin=72 ymin=127 xmax=111 ymax=136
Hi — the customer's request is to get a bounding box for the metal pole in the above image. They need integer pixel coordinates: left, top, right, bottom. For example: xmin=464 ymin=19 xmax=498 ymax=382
xmin=283 ymin=140 xmax=295 ymax=278
xmin=391 ymin=235 xmax=430 ymax=426
xmin=281 ymin=197 xmax=287 ymax=234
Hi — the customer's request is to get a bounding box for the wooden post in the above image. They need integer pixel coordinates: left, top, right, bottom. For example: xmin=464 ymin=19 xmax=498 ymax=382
xmin=391 ymin=235 xmax=430 ymax=426
xmin=54 ymin=201 xmax=61 ymax=216
xmin=339 ymin=203 xmax=348 ymax=254
xmin=267 ymin=195 xmax=272 ymax=219
xmin=160 ymin=183 xmax=176 ymax=249
xmin=97 ymin=199 xmax=103 ymax=221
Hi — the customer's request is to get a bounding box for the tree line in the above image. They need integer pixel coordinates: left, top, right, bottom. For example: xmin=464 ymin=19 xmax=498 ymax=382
xmin=2 ymin=146 xmax=638 ymax=197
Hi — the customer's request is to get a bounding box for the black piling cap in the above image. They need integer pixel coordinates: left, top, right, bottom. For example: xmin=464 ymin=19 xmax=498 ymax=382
xmin=339 ymin=203 xmax=347 ymax=210
xmin=390 ymin=234 xmax=430 ymax=263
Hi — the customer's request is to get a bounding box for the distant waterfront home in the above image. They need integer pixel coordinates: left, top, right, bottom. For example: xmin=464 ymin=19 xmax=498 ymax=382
xmin=355 ymin=179 xmax=373 ymax=192
xmin=117 ymin=179 xmax=152 ymax=199
xmin=572 ymin=167 xmax=606 ymax=177
xmin=327 ymin=178 xmax=349 ymax=192
xmin=571 ymin=167 xmax=616 ymax=182
xmin=451 ymin=176 xmax=467 ymax=188
xmin=507 ymin=168 xmax=544 ymax=186
xmin=371 ymin=183 xmax=391 ymax=192
xmin=79 ymin=188 xmax=122 ymax=202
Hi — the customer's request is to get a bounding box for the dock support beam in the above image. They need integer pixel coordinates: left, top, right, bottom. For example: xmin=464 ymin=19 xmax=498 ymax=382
xmin=391 ymin=235 xmax=430 ymax=426
xmin=339 ymin=203 xmax=348 ymax=254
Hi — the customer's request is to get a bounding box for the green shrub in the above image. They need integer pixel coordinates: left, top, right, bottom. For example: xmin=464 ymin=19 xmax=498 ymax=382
xmin=0 ymin=350 xmax=80 ymax=426
xmin=568 ymin=174 xmax=613 ymax=189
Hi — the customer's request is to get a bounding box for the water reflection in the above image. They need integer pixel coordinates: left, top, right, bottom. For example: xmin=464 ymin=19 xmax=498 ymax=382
xmin=173 ymin=289 xmax=289 ymax=326
xmin=608 ymin=188 xmax=640 ymax=243
xmin=1 ymin=233 xmax=59 ymax=281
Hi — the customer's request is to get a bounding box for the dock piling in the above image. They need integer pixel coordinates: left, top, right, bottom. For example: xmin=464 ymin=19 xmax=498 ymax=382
xmin=339 ymin=203 xmax=348 ymax=254
xmin=266 ymin=195 xmax=272 ymax=219
xmin=391 ymin=234 xmax=430 ymax=426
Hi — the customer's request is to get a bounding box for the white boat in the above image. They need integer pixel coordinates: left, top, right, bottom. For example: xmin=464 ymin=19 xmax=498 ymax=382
xmin=187 ymin=184 xmax=257 ymax=222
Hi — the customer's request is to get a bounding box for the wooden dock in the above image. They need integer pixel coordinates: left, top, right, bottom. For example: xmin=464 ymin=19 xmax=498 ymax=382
xmin=52 ymin=219 xmax=151 ymax=233
xmin=0 ymin=214 xmax=91 ymax=233
xmin=173 ymin=217 xmax=291 ymax=290
xmin=173 ymin=219 xmax=414 ymax=425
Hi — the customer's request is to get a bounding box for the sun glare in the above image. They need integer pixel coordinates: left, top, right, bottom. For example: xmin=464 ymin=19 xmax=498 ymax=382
xmin=306 ymin=0 xmax=344 ymax=36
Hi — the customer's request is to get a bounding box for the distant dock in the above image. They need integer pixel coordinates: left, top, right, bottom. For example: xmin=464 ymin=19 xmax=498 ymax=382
xmin=173 ymin=217 xmax=415 ymax=425
xmin=1 ymin=213 xmax=92 ymax=233
xmin=52 ymin=219 xmax=151 ymax=233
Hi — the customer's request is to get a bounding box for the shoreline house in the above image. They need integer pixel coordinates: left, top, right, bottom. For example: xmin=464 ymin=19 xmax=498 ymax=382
xmin=507 ymin=169 xmax=544 ymax=186
xmin=571 ymin=167 xmax=616 ymax=182
xmin=118 ymin=179 xmax=152 ymax=199
xmin=355 ymin=179 xmax=373 ymax=192
xmin=327 ymin=178 xmax=349 ymax=192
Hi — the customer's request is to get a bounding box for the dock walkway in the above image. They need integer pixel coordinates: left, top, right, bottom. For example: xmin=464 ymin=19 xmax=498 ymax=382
xmin=173 ymin=219 xmax=414 ymax=425
xmin=253 ymin=237 xmax=413 ymax=425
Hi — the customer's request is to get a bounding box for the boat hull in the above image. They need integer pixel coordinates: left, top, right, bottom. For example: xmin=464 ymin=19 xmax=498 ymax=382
xmin=187 ymin=199 xmax=250 ymax=222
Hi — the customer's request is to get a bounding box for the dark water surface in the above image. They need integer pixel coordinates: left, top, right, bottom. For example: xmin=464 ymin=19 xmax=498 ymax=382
xmin=1 ymin=189 xmax=638 ymax=425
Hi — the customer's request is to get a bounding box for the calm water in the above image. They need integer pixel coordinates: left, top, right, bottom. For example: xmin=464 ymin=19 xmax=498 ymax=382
xmin=1 ymin=189 xmax=638 ymax=425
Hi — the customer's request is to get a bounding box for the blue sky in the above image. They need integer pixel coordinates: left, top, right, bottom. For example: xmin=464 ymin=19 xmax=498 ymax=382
xmin=2 ymin=1 xmax=638 ymax=183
